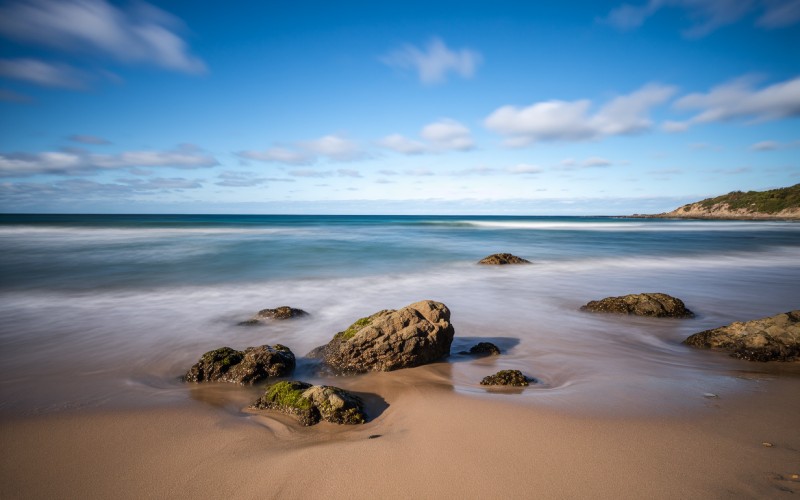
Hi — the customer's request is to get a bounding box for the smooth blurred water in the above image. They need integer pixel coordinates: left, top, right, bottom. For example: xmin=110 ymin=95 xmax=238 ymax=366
xmin=0 ymin=214 xmax=799 ymax=416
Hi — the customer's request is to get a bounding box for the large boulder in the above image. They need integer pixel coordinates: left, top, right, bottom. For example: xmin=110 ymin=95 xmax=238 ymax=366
xmin=185 ymin=344 xmax=295 ymax=384
xmin=480 ymin=369 xmax=530 ymax=386
xmin=250 ymin=381 xmax=367 ymax=426
xmin=238 ymin=306 xmax=308 ymax=326
xmin=684 ymin=310 xmax=800 ymax=362
xmin=580 ymin=293 xmax=694 ymax=318
xmin=311 ymin=300 xmax=455 ymax=374
xmin=478 ymin=253 xmax=531 ymax=265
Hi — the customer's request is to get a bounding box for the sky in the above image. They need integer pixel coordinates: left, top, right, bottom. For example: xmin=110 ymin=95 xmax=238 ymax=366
xmin=0 ymin=0 xmax=799 ymax=215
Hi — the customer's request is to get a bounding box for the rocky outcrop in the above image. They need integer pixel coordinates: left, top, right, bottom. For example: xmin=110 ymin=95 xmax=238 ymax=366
xmin=461 ymin=342 xmax=501 ymax=356
xmin=480 ymin=369 xmax=530 ymax=386
xmin=310 ymin=300 xmax=454 ymax=374
xmin=478 ymin=253 xmax=531 ymax=265
xmin=250 ymin=381 xmax=366 ymax=426
xmin=185 ymin=344 xmax=295 ymax=384
xmin=684 ymin=310 xmax=800 ymax=362
xmin=238 ymin=306 xmax=308 ymax=325
xmin=580 ymin=293 xmax=694 ymax=318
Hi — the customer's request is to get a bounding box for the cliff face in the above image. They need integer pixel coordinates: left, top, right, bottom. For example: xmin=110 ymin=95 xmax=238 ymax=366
xmin=653 ymin=184 xmax=800 ymax=220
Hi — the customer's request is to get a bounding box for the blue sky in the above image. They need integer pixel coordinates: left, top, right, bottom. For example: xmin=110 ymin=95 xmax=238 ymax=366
xmin=0 ymin=0 xmax=798 ymax=214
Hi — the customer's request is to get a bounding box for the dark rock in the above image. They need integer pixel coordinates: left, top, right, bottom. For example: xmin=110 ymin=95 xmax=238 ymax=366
xmin=460 ymin=342 xmax=501 ymax=356
xmin=185 ymin=344 xmax=295 ymax=384
xmin=684 ymin=310 xmax=800 ymax=362
xmin=238 ymin=306 xmax=308 ymax=325
xmin=250 ymin=381 xmax=367 ymax=426
xmin=580 ymin=293 xmax=694 ymax=318
xmin=310 ymin=300 xmax=454 ymax=374
xmin=478 ymin=253 xmax=531 ymax=265
xmin=480 ymin=369 xmax=530 ymax=386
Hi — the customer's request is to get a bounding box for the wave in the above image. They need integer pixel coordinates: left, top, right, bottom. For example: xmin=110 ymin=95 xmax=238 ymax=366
xmin=460 ymin=219 xmax=799 ymax=231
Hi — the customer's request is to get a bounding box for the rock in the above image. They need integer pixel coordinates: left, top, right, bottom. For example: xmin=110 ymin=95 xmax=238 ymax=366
xmin=238 ymin=306 xmax=308 ymax=325
xmin=460 ymin=342 xmax=501 ymax=356
xmin=683 ymin=310 xmax=800 ymax=362
xmin=480 ymin=369 xmax=530 ymax=386
xmin=311 ymin=300 xmax=454 ymax=374
xmin=250 ymin=381 xmax=366 ymax=426
xmin=478 ymin=253 xmax=531 ymax=265
xmin=185 ymin=344 xmax=295 ymax=384
xmin=580 ymin=293 xmax=694 ymax=318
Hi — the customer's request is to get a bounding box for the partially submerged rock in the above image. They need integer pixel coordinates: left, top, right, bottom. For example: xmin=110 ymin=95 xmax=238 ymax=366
xmin=238 ymin=306 xmax=308 ymax=325
xmin=310 ymin=300 xmax=455 ymax=374
xmin=251 ymin=381 xmax=367 ymax=426
xmin=480 ymin=369 xmax=530 ymax=386
xmin=684 ymin=310 xmax=800 ymax=362
xmin=478 ymin=253 xmax=531 ymax=265
xmin=580 ymin=293 xmax=694 ymax=318
xmin=461 ymin=342 xmax=501 ymax=356
xmin=185 ymin=344 xmax=295 ymax=384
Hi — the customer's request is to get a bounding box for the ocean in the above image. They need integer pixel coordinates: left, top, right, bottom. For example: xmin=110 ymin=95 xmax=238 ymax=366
xmin=1 ymin=214 xmax=799 ymax=416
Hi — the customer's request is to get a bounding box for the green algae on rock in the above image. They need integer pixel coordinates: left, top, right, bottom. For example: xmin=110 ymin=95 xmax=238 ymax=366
xmin=185 ymin=344 xmax=295 ymax=384
xmin=478 ymin=253 xmax=531 ymax=265
xmin=480 ymin=369 xmax=530 ymax=387
xmin=464 ymin=342 xmax=501 ymax=356
xmin=580 ymin=293 xmax=694 ymax=318
xmin=251 ymin=381 xmax=367 ymax=426
xmin=309 ymin=300 xmax=454 ymax=374
xmin=684 ymin=310 xmax=800 ymax=362
xmin=238 ymin=306 xmax=308 ymax=326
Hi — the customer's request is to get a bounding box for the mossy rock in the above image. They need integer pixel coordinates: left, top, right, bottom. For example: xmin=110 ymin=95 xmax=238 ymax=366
xmin=480 ymin=369 xmax=530 ymax=386
xmin=251 ymin=381 xmax=367 ymax=426
xmin=460 ymin=342 xmax=501 ymax=356
xmin=580 ymin=293 xmax=694 ymax=318
xmin=333 ymin=310 xmax=392 ymax=341
xmin=478 ymin=253 xmax=531 ymax=265
xmin=238 ymin=306 xmax=309 ymax=325
xmin=185 ymin=344 xmax=296 ymax=385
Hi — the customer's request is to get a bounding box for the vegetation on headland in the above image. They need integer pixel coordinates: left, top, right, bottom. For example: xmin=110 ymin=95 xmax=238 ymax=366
xmin=643 ymin=184 xmax=800 ymax=220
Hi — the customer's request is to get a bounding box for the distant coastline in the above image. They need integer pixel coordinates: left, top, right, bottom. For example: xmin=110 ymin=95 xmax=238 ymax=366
xmin=632 ymin=184 xmax=800 ymax=221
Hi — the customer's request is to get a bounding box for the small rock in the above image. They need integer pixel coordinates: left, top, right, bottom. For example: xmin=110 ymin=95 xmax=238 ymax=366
xmin=251 ymin=381 xmax=367 ymax=426
xmin=791 ymin=474 xmax=799 ymax=480
xmin=238 ymin=306 xmax=308 ymax=325
xmin=478 ymin=253 xmax=531 ymax=265
xmin=185 ymin=344 xmax=295 ymax=385
xmin=703 ymin=393 xmax=719 ymax=399
xmin=460 ymin=342 xmax=501 ymax=356
xmin=762 ymin=442 xmax=774 ymax=447
xmin=580 ymin=293 xmax=694 ymax=318
xmin=480 ymin=369 xmax=530 ymax=387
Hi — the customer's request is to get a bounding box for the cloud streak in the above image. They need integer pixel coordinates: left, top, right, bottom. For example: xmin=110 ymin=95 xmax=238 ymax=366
xmin=0 ymin=0 xmax=206 ymax=74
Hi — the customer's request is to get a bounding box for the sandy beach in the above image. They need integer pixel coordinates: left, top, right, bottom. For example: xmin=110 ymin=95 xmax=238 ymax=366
xmin=2 ymin=360 xmax=799 ymax=499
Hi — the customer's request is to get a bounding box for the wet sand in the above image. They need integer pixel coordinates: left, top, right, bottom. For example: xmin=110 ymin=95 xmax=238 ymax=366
xmin=2 ymin=365 xmax=799 ymax=499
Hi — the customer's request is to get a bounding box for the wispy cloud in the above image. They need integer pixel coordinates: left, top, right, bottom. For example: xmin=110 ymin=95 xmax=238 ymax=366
xmin=377 ymin=134 xmax=427 ymax=155
xmin=381 ymin=37 xmax=482 ymax=85
xmin=485 ymin=83 xmax=675 ymax=146
xmin=507 ymin=163 xmax=543 ymax=174
xmin=68 ymin=134 xmax=111 ymax=145
xmin=750 ymin=139 xmax=800 ymax=151
xmin=301 ymin=135 xmax=365 ymax=162
xmin=379 ymin=119 xmax=475 ymax=154
xmin=0 ymin=144 xmax=217 ymax=177
xmin=667 ymin=75 xmax=800 ymax=130
xmin=555 ymin=157 xmax=615 ymax=170
xmin=600 ymin=0 xmax=800 ymax=37
xmin=0 ymin=58 xmax=88 ymax=89
xmin=0 ymin=0 xmax=206 ymax=74
xmin=215 ymin=171 xmax=270 ymax=187
xmin=238 ymin=134 xmax=365 ymax=166
xmin=237 ymin=147 xmax=313 ymax=166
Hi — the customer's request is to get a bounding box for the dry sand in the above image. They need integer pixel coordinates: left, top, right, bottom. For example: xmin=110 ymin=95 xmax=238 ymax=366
xmin=1 ymin=365 xmax=799 ymax=499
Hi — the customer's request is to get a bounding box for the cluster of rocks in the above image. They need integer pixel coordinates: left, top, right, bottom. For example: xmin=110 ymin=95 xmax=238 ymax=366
xmin=183 ymin=252 xmax=799 ymax=426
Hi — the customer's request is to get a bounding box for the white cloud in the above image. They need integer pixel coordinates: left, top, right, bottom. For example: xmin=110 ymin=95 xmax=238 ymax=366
xmin=288 ymin=169 xmax=332 ymax=178
xmin=405 ymin=168 xmax=435 ymax=176
xmin=670 ymin=75 xmax=800 ymax=129
xmin=381 ymin=37 xmax=482 ymax=85
xmin=485 ymin=83 xmax=675 ymax=146
xmin=601 ymin=0 xmax=800 ymax=37
xmin=0 ymin=0 xmax=206 ymax=74
xmin=336 ymin=168 xmax=362 ymax=178
xmin=507 ymin=163 xmax=543 ymax=174
xmin=583 ymin=157 xmax=613 ymax=167
xmin=662 ymin=120 xmax=690 ymax=133
xmin=420 ymin=119 xmax=475 ymax=151
xmin=237 ymin=147 xmax=313 ymax=166
xmin=751 ymin=140 xmax=780 ymax=151
xmin=215 ymin=171 xmax=270 ymax=187
xmin=377 ymin=134 xmax=427 ymax=154
xmin=0 ymin=58 xmax=88 ymax=88
xmin=302 ymin=135 xmax=364 ymax=161
xmin=0 ymin=144 xmax=217 ymax=177
xmin=555 ymin=157 xmax=615 ymax=170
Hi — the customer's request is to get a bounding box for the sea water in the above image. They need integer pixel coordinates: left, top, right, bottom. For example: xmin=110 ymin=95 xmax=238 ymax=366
xmin=1 ymin=214 xmax=799 ymax=416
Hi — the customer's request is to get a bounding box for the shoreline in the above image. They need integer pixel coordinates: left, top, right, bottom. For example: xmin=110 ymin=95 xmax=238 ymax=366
xmin=2 ymin=370 xmax=799 ymax=498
